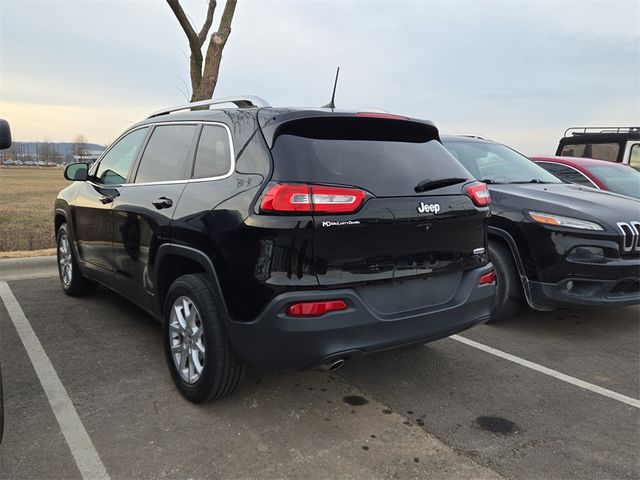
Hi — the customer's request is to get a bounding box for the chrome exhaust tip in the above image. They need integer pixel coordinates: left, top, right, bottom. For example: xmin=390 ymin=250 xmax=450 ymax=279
xmin=318 ymin=359 xmax=345 ymax=372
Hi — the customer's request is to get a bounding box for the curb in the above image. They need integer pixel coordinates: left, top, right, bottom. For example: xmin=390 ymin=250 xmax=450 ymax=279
xmin=0 ymin=255 xmax=58 ymax=281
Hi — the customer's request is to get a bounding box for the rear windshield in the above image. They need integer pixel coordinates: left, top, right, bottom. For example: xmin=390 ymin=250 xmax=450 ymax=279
xmin=270 ymin=119 xmax=471 ymax=197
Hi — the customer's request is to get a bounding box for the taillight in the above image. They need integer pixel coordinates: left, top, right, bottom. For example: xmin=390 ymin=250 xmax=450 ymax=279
xmin=286 ymin=300 xmax=348 ymax=317
xmin=260 ymin=184 xmax=366 ymax=213
xmin=260 ymin=184 xmax=312 ymax=212
xmin=465 ymin=182 xmax=491 ymax=207
xmin=311 ymin=185 xmax=366 ymax=213
xmin=479 ymin=270 xmax=496 ymax=285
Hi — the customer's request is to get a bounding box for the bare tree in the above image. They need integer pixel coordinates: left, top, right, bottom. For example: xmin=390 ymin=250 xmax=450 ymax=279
xmin=167 ymin=0 xmax=238 ymax=102
xmin=1 ymin=141 xmax=15 ymax=162
xmin=73 ymin=134 xmax=88 ymax=161
xmin=38 ymin=139 xmax=57 ymax=163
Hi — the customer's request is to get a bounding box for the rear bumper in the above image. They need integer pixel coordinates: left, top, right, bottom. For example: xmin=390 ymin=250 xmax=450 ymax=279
xmin=226 ymin=265 xmax=495 ymax=369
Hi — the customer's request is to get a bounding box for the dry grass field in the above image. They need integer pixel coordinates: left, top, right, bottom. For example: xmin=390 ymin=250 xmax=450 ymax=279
xmin=0 ymin=167 xmax=70 ymax=252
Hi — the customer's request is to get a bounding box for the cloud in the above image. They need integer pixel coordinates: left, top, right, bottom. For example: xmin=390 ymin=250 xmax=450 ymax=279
xmin=0 ymin=0 xmax=638 ymax=151
xmin=0 ymin=101 xmax=142 ymax=144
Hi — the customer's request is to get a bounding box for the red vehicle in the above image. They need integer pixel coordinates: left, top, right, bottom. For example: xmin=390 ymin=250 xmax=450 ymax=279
xmin=532 ymin=156 xmax=640 ymax=200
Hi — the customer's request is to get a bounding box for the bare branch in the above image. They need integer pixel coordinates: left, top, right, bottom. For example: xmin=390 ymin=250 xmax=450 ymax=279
xmin=177 ymin=75 xmax=192 ymax=99
xmin=167 ymin=0 xmax=237 ymax=102
xmin=198 ymin=0 xmax=217 ymax=45
xmin=166 ymin=0 xmax=198 ymax=47
xmin=167 ymin=0 xmax=207 ymax=99
xmin=179 ymin=48 xmax=190 ymax=64
xmin=176 ymin=83 xmax=190 ymax=102
xmin=196 ymin=0 xmax=237 ymax=100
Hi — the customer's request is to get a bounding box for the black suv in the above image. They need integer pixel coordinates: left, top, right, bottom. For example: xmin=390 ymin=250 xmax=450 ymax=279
xmin=443 ymin=135 xmax=640 ymax=322
xmin=55 ymin=97 xmax=495 ymax=402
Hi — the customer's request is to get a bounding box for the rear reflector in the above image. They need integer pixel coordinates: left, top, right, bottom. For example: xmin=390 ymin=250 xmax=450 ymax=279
xmin=261 ymin=184 xmax=366 ymax=213
xmin=356 ymin=112 xmax=408 ymax=120
xmin=465 ymin=182 xmax=491 ymax=207
xmin=286 ymin=300 xmax=348 ymax=317
xmin=479 ymin=271 xmax=496 ymax=285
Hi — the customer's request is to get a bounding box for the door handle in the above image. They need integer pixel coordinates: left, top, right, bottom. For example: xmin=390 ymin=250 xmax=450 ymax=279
xmin=152 ymin=197 xmax=173 ymax=209
xmin=99 ymin=195 xmax=114 ymax=205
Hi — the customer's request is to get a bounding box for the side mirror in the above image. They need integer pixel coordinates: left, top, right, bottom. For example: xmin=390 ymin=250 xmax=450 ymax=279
xmin=0 ymin=119 xmax=12 ymax=150
xmin=64 ymin=163 xmax=89 ymax=181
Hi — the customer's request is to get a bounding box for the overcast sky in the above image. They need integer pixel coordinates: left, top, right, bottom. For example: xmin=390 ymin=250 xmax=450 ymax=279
xmin=1 ymin=0 xmax=638 ymax=154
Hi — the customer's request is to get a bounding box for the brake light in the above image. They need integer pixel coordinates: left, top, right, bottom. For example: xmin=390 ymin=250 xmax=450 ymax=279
xmin=286 ymin=300 xmax=348 ymax=317
xmin=260 ymin=184 xmax=366 ymax=213
xmin=479 ymin=271 xmax=496 ymax=285
xmin=356 ymin=112 xmax=408 ymax=120
xmin=465 ymin=182 xmax=491 ymax=207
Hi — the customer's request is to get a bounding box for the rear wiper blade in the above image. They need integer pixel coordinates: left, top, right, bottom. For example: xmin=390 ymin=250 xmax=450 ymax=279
xmin=414 ymin=177 xmax=467 ymax=193
xmin=479 ymin=178 xmax=501 ymax=184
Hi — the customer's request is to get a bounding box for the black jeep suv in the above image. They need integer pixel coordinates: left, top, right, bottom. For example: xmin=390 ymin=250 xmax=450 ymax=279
xmin=55 ymin=97 xmax=495 ymax=402
xmin=443 ymin=135 xmax=640 ymax=322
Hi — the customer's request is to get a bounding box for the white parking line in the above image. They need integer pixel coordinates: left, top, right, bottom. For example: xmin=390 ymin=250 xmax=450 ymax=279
xmin=0 ymin=281 xmax=110 ymax=480
xmin=451 ymin=334 xmax=640 ymax=409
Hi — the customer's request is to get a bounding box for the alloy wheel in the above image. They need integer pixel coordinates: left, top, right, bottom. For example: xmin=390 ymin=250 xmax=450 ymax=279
xmin=169 ymin=296 xmax=206 ymax=384
xmin=58 ymin=234 xmax=73 ymax=286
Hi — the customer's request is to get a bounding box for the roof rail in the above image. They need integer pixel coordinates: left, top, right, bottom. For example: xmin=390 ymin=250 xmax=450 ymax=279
xmin=147 ymin=95 xmax=271 ymax=119
xmin=451 ymin=133 xmax=492 ymax=141
xmin=564 ymin=126 xmax=640 ymax=137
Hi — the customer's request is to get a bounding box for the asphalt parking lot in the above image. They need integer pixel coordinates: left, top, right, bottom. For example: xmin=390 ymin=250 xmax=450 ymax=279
xmin=0 ymin=262 xmax=638 ymax=479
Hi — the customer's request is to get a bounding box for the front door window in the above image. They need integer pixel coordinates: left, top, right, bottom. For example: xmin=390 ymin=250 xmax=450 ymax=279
xmin=95 ymin=127 xmax=149 ymax=184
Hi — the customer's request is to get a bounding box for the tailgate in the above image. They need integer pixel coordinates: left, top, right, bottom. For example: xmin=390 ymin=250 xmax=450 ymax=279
xmin=313 ymin=194 xmax=487 ymax=285
xmin=264 ymin=114 xmax=490 ymax=286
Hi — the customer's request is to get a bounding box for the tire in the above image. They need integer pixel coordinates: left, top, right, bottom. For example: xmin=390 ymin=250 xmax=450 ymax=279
xmin=56 ymin=223 xmax=97 ymax=296
xmin=488 ymin=240 xmax=523 ymax=323
xmin=163 ymin=274 xmax=245 ymax=403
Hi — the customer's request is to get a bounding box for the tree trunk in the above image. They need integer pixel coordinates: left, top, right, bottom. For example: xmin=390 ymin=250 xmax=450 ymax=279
xmin=166 ymin=0 xmax=237 ymax=102
xmin=194 ymin=0 xmax=237 ymax=101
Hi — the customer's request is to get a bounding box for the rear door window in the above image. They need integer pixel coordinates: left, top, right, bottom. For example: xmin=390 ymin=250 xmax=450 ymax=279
xmin=537 ymin=162 xmax=595 ymax=186
xmin=270 ymin=118 xmax=470 ymax=197
xmin=192 ymin=125 xmax=232 ymax=179
xmin=134 ymin=125 xmax=197 ymax=183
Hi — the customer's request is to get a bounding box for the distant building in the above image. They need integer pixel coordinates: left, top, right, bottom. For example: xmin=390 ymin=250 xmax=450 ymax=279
xmin=73 ymin=149 xmax=104 ymax=162
xmin=1 ymin=142 xmax=105 ymax=166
